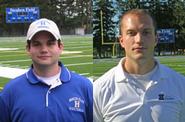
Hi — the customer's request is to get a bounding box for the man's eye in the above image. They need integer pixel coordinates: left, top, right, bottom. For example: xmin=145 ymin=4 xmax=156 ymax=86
xmin=127 ymin=31 xmax=136 ymax=36
xmin=143 ymin=31 xmax=149 ymax=35
xmin=143 ymin=30 xmax=152 ymax=35
xmin=32 ymin=42 xmax=40 ymax=46
xmin=48 ymin=41 xmax=56 ymax=46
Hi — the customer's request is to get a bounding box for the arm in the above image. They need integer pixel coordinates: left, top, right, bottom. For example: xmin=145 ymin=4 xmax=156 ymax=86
xmin=93 ymin=97 xmax=104 ymax=122
xmin=93 ymin=81 xmax=104 ymax=122
xmin=86 ymin=80 xmax=93 ymax=122
xmin=179 ymin=76 xmax=185 ymax=122
xmin=0 ymin=94 xmax=11 ymax=122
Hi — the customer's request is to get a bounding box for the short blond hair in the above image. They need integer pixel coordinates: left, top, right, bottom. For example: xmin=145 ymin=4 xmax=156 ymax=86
xmin=119 ymin=9 xmax=157 ymax=35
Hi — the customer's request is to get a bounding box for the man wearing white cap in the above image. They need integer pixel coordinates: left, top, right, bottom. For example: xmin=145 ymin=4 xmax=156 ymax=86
xmin=0 ymin=18 xmax=93 ymax=122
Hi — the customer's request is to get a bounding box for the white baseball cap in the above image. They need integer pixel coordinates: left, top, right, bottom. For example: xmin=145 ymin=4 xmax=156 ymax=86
xmin=26 ymin=18 xmax=61 ymax=41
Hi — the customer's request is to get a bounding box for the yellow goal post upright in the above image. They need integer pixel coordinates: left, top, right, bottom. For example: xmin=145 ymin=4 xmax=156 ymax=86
xmin=100 ymin=10 xmax=119 ymax=57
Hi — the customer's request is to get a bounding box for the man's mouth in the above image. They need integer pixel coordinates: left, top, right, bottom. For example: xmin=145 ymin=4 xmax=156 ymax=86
xmin=132 ymin=47 xmax=146 ymax=51
xmin=38 ymin=56 xmax=51 ymax=59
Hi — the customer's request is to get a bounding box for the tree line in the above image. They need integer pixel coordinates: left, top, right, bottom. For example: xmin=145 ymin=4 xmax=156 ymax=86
xmin=93 ymin=0 xmax=185 ymax=58
xmin=0 ymin=0 xmax=92 ymax=36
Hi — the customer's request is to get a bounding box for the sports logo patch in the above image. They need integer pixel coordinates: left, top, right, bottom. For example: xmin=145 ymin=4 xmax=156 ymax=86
xmin=36 ymin=20 xmax=50 ymax=29
xmin=69 ymin=97 xmax=84 ymax=112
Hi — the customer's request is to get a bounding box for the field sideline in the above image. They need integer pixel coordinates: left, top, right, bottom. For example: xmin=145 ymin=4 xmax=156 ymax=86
xmin=93 ymin=56 xmax=185 ymax=79
xmin=0 ymin=35 xmax=92 ymax=89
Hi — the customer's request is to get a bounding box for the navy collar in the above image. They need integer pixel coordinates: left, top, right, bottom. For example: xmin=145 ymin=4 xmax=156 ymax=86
xmin=26 ymin=62 xmax=71 ymax=84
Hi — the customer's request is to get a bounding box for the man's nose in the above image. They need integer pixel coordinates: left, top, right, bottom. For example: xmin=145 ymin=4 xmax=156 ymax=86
xmin=40 ymin=45 xmax=48 ymax=52
xmin=135 ymin=33 xmax=144 ymax=44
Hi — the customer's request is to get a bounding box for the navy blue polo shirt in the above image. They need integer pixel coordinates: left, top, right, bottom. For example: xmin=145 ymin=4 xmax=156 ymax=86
xmin=0 ymin=63 xmax=93 ymax=122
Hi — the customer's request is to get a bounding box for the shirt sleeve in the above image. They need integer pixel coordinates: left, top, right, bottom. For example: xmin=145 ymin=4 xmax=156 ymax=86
xmin=93 ymin=81 xmax=104 ymax=122
xmin=0 ymin=93 xmax=11 ymax=122
xmin=86 ymin=80 xmax=93 ymax=122
xmin=179 ymin=90 xmax=185 ymax=122
xmin=179 ymin=76 xmax=185 ymax=122
xmin=176 ymin=76 xmax=185 ymax=122
xmin=180 ymin=106 xmax=185 ymax=122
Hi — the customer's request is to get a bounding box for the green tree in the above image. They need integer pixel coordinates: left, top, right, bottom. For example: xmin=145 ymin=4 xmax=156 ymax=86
xmin=172 ymin=0 xmax=185 ymax=49
xmin=0 ymin=0 xmax=92 ymax=36
xmin=49 ymin=0 xmax=92 ymax=33
xmin=115 ymin=0 xmax=185 ymax=55
xmin=93 ymin=0 xmax=117 ymax=58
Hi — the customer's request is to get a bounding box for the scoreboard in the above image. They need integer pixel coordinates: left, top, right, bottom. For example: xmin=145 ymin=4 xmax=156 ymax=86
xmin=6 ymin=7 xmax=40 ymax=23
xmin=157 ymin=29 xmax=175 ymax=43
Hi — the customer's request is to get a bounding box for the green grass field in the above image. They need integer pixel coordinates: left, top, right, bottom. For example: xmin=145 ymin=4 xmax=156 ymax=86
xmin=93 ymin=56 xmax=185 ymax=79
xmin=1 ymin=36 xmax=185 ymax=89
xmin=0 ymin=35 xmax=92 ymax=89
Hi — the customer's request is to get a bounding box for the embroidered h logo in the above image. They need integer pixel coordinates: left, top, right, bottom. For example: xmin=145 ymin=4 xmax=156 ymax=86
xmin=74 ymin=100 xmax=80 ymax=108
xmin=40 ymin=20 xmax=46 ymax=25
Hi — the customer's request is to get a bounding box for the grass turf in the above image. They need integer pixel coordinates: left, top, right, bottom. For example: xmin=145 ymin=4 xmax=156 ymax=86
xmin=0 ymin=35 xmax=92 ymax=89
xmin=93 ymin=56 xmax=185 ymax=79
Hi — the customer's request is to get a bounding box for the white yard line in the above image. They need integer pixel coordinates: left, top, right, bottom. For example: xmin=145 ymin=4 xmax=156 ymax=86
xmin=0 ymin=66 xmax=27 ymax=79
xmin=61 ymin=55 xmax=91 ymax=59
xmin=0 ymin=48 xmax=19 ymax=51
xmin=0 ymin=66 xmax=93 ymax=90
xmin=65 ymin=46 xmax=91 ymax=49
xmin=0 ymin=59 xmax=31 ymax=63
xmin=0 ymin=54 xmax=27 ymax=58
xmin=0 ymin=61 xmax=93 ymax=90
xmin=0 ymin=55 xmax=91 ymax=63
xmin=62 ymin=51 xmax=82 ymax=54
xmin=80 ymin=73 xmax=89 ymax=75
xmin=0 ymin=61 xmax=92 ymax=79
xmin=65 ymin=62 xmax=92 ymax=66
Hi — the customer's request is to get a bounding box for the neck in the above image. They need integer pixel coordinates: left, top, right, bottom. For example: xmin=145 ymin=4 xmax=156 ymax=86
xmin=33 ymin=63 xmax=60 ymax=77
xmin=123 ymin=57 xmax=156 ymax=75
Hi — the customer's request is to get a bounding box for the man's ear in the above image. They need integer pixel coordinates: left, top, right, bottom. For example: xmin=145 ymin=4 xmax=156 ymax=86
xmin=26 ymin=44 xmax=31 ymax=56
xmin=58 ymin=42 xmax=64 ymax=53
xmin=119 ymin=35 xmax=125 ymax=48
xmin=26 ymin=44 xmax=29 ymax=50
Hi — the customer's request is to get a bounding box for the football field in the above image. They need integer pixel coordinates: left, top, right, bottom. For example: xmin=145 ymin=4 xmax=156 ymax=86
xmin=93 ymin=56 xmax=185 ymax=80
xmin=0 ymin=36 xmax=185 ymax=89
xmin=0 ymin=35 xmax=92 ymax=89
